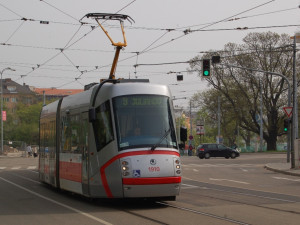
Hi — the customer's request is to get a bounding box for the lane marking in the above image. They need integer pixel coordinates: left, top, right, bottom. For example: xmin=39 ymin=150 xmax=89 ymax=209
xmin=183 ymin=176 xmax=296 ymax=203
xmin=27 ymin=166 xmax=37 ymax=170
xmin=0 ymin=176 xmax=113 ymax=225
xmin=11 ymin=167 xmax=21 ymax=170
xmin=209 ymin=178 xmax=250 ymax=185
xmin=0 ymin=167 xmax=6 ymax=170
xmin=12 ymin=173 xmax=41 ymax=184
xmin=192 ymin=169 xmax=199 ymax=172
xmin=181 ymin=183 xmax=200 ymax=189
xmin=183 ymin=163 xmax=260 ymax=168
xmin=273 ymin=176 xmax=300 ymax=182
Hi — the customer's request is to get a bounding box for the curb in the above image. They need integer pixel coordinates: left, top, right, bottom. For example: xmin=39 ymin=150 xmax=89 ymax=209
xmin=264 ymin=165 xmax=300 ymax=177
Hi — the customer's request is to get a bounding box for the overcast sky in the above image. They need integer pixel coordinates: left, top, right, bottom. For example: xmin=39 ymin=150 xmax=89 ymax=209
xmin=0 ymin=0 xmax=299 ymax=108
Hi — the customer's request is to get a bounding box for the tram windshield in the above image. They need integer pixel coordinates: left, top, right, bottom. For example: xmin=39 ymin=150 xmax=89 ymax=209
xmin=113 ymin=95 xmax=177 ymax=151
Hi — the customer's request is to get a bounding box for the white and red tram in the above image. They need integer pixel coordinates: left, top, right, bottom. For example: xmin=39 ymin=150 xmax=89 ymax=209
xmin=39 ymin=79 xmax=181 ymax=200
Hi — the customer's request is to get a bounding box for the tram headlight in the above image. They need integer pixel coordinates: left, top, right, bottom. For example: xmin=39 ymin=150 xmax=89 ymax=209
xmin=123 ymin=171 xmax=130 ymax=176
xmin=122 ymin=166 xmax=128 ymax=171
xmin=121 ymin=161 xmax=128 ymax=166
xmin=176 ymin=165 xmax=180 ymax=169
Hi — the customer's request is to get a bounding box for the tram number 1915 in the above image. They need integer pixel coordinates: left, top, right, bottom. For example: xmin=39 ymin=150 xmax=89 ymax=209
xmin=148 ymin=166 xmax=160 ymax=172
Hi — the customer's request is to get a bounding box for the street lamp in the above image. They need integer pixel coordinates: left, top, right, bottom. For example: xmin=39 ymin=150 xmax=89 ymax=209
xmin=0 ymin=67 xmax=15 ymax=155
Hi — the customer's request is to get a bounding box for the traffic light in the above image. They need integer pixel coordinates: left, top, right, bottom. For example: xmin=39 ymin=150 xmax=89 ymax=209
xmin=180 ymin=127 xmax=187 ymax=142
xmin=283 ymin=119 xmax=290 ymax=132
xmin=202 ymin=59 xmax=210 ymax=77
xmin=177 ymin=74 xmax=183 ymax=81
xmin=212 ymin=55 xmax=221 ymax=64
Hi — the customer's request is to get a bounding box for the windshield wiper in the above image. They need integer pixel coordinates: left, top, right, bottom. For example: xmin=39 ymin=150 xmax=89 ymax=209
xmin=151 ymin=128 xmax=171 ymax=151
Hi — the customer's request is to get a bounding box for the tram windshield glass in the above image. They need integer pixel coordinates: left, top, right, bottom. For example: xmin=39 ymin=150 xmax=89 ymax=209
xmin=113 ymin=95 xmax=177 ymax=150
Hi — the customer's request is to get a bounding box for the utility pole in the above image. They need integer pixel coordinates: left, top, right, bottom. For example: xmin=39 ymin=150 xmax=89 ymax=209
xmin=190 ymin=100 xmax=192 ymax=135
xmin=291 ymin=33 xmax=299 ymax=168
xmin=0 ymin=67 xmax=15 ymax=155
xmin=217 ymin=96 xmax=221 ymax=144
xmin=259 ymin=78 xmax=263 ymax=151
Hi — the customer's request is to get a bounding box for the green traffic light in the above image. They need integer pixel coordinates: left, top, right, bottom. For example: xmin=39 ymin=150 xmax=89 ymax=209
xmin=284 ymin=127 xmax=288 ymax=132
xmin=204 ymin=70 xmax=209 ymax=76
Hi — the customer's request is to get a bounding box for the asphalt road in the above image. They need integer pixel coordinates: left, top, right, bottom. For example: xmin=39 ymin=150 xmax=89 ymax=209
xmin=1 ymin=153 xmax=300 ymax=225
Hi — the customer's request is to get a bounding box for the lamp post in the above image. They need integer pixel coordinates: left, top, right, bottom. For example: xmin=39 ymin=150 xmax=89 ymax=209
xmin=0 ymin=67 xmax=15 ymax=155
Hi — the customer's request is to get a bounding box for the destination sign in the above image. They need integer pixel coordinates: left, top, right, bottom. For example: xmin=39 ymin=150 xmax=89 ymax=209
xmin=117 ymin=95 xmax=167 ymax=107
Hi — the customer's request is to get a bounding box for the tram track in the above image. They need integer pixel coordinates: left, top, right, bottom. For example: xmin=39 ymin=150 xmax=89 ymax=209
xmin=180 ymin=191 xmax=300 ymax=216
xmin=3 ymin=165 xmax=300 ymax=225
xmin=156 ymin=201 xmax=251 ymax=225
xmin=180 ymin=179 xmax=300 ymax=216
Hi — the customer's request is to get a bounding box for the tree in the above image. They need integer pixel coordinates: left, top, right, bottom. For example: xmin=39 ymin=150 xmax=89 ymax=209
xmin=190 ymin=32 xmax=299 ymax=150
xmin=192 ymin=88 xmax=256 ymax=148
xmin=5 ymin=102 xmax=44 ymax=145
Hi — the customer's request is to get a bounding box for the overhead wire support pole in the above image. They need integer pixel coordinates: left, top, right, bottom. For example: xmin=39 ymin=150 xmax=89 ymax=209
xmin=220 ymin=63 xmax=292 ymax=164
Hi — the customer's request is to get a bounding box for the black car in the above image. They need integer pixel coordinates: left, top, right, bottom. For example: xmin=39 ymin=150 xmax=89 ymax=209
xmin=197 ymin=143 xmax=240 ymax=159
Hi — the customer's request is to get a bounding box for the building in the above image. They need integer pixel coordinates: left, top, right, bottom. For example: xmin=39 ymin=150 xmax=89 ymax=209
xmin=1 ymin=78 xmax=36 ymax=113
xmin=1 ymin=78 xmax=85 ymax=112
xmin=33 ymin=87 xmax=84 ymax=102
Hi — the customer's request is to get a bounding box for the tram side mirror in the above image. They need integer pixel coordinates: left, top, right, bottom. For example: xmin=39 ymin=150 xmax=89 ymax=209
xmin=89 ymin=108 xmax=96 ymax=122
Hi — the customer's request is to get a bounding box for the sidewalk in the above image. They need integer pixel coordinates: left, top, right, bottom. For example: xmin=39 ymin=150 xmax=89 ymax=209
xmin=0 ymin=152 xmax=25 ymax=157
xmin=265 ymin=163 xmax=300 ymax=177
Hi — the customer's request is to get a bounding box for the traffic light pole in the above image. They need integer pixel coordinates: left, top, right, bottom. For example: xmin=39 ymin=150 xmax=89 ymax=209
xmin=221 ymin=63 xmax=292 ymax=163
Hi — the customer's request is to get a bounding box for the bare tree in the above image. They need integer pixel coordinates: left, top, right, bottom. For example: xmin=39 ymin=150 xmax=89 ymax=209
xmin=190 ymin=32 xmax=298 ymax=150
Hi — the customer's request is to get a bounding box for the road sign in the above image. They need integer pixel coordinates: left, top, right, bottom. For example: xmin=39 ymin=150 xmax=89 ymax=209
xmin=2 ymin=111 xmax=6 ymax=121
xmin=196 ymin=125 xmax=205 ymax=135
xmin=283 ymin=107 xmax=293 ymax=118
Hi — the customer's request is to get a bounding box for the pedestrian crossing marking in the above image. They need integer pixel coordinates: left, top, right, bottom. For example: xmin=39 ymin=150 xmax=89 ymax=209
xmin=0 ymin=166 xmax=37 ymax=171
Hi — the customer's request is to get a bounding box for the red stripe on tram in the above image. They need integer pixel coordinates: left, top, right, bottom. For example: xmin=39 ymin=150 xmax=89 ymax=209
xmin=122 ymin=177 xmax=181 ymax=185
xmin=100 ymin=150 xmax=180 ymax=198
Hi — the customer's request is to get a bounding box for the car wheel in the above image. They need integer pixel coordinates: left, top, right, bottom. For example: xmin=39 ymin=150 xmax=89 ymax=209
xmin=204 ymin=153 xmax=210 ymax=159
xmin=231 ymin=152 xmax=236 ymax=159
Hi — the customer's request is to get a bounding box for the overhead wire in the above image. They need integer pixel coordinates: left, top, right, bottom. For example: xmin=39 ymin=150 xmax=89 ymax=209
xmin=132 ymin=0 xmax=277 ymax=56
xmin=0 ymin=2 xmax=23 ymax=18
xmin=175 ymin=5 xmax=298 ymax=31
xmin=4 ymin=20 xmax=26 ymax=43
xmin=11 ymin=0 xmax=138 ymax=85
xmin=39 ymin=0 xmax=79 ymax=22
xmin=0 ymin=0 xmax=296 ymax=90
xmin=105 ymin=0 xmax=281 ymax=76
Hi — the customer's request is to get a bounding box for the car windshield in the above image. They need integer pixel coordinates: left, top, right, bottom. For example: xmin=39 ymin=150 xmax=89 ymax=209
xmin=113 ymin=95 xmax=177 ymax=150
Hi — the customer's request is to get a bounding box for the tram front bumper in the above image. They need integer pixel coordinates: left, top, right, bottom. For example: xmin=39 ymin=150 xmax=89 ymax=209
xmin=122 ymin=177 xmax=181 ymax=198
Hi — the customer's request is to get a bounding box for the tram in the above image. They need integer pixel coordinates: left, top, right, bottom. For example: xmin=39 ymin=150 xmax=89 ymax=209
xmin=39 ymin=79 xmax=181 ymax=199
xmin=39 ymin=13 xmax=181 ymax=200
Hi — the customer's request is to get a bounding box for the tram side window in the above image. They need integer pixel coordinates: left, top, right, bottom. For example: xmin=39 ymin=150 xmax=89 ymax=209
xmin=94 ymin=100 xmax=114 ymax=151
xmin=61 ymin=116 xmax=71 ymax=152
xmin=70 ymin=114 xmax=81 ymax=153
xmin=49 ymin=121 xmax=56 ymax=155
xmin=40 ymin=123 xmax=45 ymax=155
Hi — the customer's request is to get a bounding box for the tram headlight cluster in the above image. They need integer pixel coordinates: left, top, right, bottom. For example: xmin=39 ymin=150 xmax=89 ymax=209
xmin=121 ymin=160 xmax=130 ymax=176
xmin=174 ymin=158 xmax=181 ymax=175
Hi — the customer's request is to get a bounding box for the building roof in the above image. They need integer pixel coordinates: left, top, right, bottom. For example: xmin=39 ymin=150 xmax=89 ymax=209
xmin=1 ymin=78 xmax=34 ymax=94
xmin=34 ymin=88 xmax=84 ymax=96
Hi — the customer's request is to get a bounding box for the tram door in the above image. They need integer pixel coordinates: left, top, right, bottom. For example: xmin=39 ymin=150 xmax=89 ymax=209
xmin=81 ymin=112 xmax=89 ymax=195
